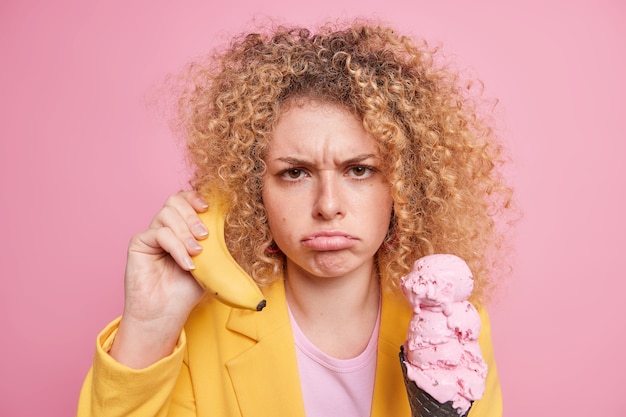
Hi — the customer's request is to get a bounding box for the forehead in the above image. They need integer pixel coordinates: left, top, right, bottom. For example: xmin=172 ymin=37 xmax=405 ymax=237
xmin=267 ymin=100 xmax=379 ymax=157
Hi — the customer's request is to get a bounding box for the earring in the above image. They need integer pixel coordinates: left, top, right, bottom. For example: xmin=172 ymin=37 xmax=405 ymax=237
xmin=382 ymin=233 xmax=398 ymax=250
xmin=266 ymin=242 xmax=281 ymax=254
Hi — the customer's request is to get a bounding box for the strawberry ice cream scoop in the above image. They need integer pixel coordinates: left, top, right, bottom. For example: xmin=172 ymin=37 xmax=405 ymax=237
xmin=400 ymin=254 xmax=474 ymax=316
xmin=399 ymin=254 xmax=487 ymax=416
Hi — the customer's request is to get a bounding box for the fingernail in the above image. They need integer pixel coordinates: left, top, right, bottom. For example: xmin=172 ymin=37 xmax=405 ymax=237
xmin=185 ymin=257 xmax=195 ymax=270
xmin=196 ymin=198 xmax=209 ymax=210
xmin=192 ymin=223 xmax=208 ymax=237
xmin=187 ymin=238 xmax=202 ymax=251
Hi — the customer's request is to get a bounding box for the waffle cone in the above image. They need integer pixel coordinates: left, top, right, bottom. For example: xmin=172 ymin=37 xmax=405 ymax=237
xmin=399 ymin=346 xmax=472 ymax=417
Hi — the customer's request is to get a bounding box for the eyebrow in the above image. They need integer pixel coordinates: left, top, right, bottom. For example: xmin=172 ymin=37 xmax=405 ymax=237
xmin=274 ymin=153 xmax=380 ymax=166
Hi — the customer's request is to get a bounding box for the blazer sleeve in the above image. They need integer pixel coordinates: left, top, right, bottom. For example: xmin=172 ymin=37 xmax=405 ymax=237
xmin=467 ymin=307 xmax=504 ymax=417
xmin=76 ymin=318 xmax=196 ymax=417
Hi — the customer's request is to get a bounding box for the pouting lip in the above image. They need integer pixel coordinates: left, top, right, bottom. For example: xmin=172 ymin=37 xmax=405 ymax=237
xmin=301 ymin=230 xmax=356 ymax=241
xmin=300 ymin=231 xmax=358 ymax=251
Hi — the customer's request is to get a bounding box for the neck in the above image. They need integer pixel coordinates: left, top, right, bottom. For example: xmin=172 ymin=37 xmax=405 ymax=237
xmin=284 ymin=260 xmax=380 ymax=359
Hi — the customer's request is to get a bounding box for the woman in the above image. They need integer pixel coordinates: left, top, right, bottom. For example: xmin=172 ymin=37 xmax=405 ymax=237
xmin=78 ymin=21 xmax=512 ymax=416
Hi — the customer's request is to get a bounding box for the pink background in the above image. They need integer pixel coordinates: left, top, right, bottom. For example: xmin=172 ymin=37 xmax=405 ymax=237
xmin=1 ymin=1 xmax=624 ymax=415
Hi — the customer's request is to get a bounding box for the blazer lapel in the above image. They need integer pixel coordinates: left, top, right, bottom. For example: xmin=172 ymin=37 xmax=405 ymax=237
xmin=370 ymin=288 xmax=412 ymax=417
xmin=225 ymin=279 xmax=306 ymax=417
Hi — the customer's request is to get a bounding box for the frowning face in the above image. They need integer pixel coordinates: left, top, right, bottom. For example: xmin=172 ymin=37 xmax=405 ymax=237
xmin=262 ymin=101 xmax=393 ymax=281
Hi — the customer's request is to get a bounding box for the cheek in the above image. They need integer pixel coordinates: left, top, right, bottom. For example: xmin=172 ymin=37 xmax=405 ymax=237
xmin=262 ymin=190 xmax=289 ymax=240
xmin=370 ymin=192 xmax=394 ymax=238
xmin=376 ymin=204 xmax=394 ymax=235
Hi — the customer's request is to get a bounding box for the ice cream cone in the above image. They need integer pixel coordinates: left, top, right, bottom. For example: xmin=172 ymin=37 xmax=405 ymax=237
xmin=399 ymin=346 xmax=472 ymax=417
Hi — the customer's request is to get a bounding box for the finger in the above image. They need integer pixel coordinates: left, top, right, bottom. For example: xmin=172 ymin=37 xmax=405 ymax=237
xmin=146 ymin=205 xmax=197 ymax=253
xmin=154 ymin=226 xmax=198 ymax=271
xmin=176 ymin=191 xmax=211 ymax=238
xmin=180 ymin=190 xmax=209 ymax=213
xmin=132 ymin=226 xmax=197 ymax=272
xmin=150 ymin=195 xmax=208 ymax=242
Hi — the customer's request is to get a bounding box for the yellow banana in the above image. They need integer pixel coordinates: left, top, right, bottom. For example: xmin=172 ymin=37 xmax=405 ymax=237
xmin=191 ymin=197 xmax=266 ymax=311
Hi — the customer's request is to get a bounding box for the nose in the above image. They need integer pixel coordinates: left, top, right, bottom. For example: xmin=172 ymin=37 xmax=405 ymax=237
xmin=313 ymin=173 xmax=345 ymax=220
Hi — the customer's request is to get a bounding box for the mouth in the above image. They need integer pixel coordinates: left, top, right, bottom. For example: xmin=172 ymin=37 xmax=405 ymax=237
xmin=301 ymin=231 xmax=357 ymax=251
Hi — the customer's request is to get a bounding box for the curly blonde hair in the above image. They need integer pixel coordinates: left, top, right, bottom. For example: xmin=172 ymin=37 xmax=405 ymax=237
xmin=176 ymin=21 xmax=513 ymax=304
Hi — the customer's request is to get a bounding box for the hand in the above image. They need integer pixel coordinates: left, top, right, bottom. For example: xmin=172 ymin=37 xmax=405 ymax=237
xmin=109 ymin=190 xmax=209 ymax=368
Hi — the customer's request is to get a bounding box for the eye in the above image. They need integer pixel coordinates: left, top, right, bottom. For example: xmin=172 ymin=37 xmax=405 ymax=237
xmin=351 ymin=166 xmax=368 ymax=176
xmin=281 ymin=168 xmax=306 ymax=180
xmin=347 ymin=165 xmax=375 ymax=178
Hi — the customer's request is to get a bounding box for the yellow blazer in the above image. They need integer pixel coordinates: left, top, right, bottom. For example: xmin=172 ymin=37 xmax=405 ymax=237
xmin=77 ymin=279 xmax=502 ymax=416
